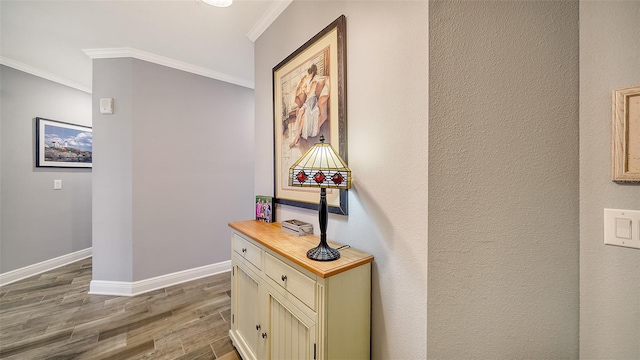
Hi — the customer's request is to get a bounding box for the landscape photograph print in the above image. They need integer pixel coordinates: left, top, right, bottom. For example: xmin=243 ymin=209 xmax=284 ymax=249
xmin=36 ymin=117 xmax=92 ymax=168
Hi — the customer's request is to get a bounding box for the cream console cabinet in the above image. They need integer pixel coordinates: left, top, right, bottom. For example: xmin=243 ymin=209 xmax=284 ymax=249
xmin=228 ymin=220 xmax=373 ymax=360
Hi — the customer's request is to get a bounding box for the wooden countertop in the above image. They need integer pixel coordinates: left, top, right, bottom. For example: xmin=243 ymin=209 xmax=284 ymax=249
xmin=229 ymin=220 xmax=373 ymax=278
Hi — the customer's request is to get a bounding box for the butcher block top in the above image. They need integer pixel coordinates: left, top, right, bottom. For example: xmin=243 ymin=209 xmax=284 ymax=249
xmin=229 ymin=220 xmax=374 ymax=278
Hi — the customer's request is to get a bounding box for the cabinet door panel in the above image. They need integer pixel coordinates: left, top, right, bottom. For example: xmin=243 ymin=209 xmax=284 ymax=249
xmin=268 ymin=292 xmax=316 ymax=360
xmin=235 ymin=264 xmax=260 ymax=359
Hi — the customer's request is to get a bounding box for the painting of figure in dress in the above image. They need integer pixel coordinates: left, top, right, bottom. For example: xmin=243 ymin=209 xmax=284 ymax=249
xmin=272 ymin=16 xmax=347 ymax=215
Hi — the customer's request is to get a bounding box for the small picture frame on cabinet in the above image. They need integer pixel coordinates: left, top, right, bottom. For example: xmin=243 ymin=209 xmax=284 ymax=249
xmin=255 ymin=196 xmax=274 ymax=223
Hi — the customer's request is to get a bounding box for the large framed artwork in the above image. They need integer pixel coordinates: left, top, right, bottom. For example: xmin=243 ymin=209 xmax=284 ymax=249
xmin=273 ymin=15 xmax=348 ymax=215
xmin=612 ymin=85 xmax=640 ymax=182
xmin=36 ymin=117 xmax=92 ymax=168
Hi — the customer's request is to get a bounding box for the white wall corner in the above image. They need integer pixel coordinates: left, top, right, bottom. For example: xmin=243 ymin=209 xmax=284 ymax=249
xmin=0 ymin=248 xmax=93 ymax=287
xmin=83 ymin=47 xmax=254 ymax=89
xmin=89 ymin=260 xmax=231 ymax=297
xmin=246 ymin=0 xmax=293 ymax=42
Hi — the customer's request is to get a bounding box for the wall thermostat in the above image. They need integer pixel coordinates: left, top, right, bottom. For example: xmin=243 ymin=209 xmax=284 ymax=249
xmin=100 ymin=98 xmax=114 ymax=114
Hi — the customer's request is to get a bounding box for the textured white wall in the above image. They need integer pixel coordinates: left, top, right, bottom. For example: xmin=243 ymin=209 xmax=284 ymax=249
xmin=579 ymin=2 xmax=640 ymax=358
xmin=1 ymin=65 xmax=92 ymax=273
xmin=429 ymin=1 xmax=579 ymax=358
xmin=254 ymin=2 xmax=428 ymax=358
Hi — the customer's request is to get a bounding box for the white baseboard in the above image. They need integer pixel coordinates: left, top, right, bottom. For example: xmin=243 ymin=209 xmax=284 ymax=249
xmin=0 ymin=248 xmax=93 ymax=287
xmin=89 ymin=260 xmax=231 ymax=297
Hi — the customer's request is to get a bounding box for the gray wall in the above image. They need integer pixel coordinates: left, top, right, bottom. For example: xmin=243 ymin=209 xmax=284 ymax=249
xmin=0 ymin=65 xmax=92 ymax=273
xmin=91 ymin=59 xmax=134 ymax=281
xmin=579 ymin=1 xmax=640 ymax=358
xmin=255 ymin=2 xmax=429 ymax=359
xmin=92 ymin=58 xmax=254 ymax=282
xmin=429 ymin=1 xmax=579 ymax=358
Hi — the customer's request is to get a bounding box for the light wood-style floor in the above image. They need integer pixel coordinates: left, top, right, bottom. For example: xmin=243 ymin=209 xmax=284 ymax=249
xmin=0 ymin=257 xmax=241 ymax=359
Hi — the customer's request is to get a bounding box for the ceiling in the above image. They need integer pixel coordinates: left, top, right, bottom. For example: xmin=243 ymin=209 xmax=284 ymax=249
xmin=0 ymin=0 xmax=291 ymax=92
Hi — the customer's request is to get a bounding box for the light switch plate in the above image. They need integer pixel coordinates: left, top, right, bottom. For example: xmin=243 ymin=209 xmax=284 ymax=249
xmin=100 ymin=98 xmax=114 ymax=114
xmin=54 ymin=179 xmax=62 ymax=190
xmin=604 ymin=208 xmax=640 ymax=250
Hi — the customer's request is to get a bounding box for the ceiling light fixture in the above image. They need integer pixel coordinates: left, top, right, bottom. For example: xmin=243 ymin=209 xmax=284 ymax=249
xmin=202 ymin=0 xmax=232 ymax=7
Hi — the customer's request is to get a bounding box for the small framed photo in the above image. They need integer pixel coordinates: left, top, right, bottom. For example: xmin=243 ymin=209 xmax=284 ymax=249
xmin=255 ymin=196 xmax=275 ymax=223
xmin=36 ymin=117 xmax=92 ymax=168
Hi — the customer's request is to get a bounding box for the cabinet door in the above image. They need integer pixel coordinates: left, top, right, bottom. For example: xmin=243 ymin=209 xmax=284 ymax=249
xmin=267 ymin=290 xmax=316 ymax=360
xmin=232 ymin=263 xmax=261 ymax=360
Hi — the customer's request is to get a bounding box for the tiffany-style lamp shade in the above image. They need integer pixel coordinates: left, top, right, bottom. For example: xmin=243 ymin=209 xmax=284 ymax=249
xmin=288 ymin=136 xmax=351 ymax=261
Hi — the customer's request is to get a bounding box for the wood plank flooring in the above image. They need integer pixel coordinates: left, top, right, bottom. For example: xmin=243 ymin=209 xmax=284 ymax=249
xmin=0 ymin=258 xmax=241 ymax=359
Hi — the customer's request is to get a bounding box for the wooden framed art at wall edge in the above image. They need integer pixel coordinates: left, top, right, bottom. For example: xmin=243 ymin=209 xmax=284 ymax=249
xmin=272 ymin=15 xmax=348 ymax=214
xmin=612 ymin=85 xmax=640 ymax=182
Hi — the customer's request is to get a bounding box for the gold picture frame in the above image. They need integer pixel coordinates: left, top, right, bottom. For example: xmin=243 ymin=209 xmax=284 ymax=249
xmin=272 ymin=15 xmax=348 ymax=214
xmin=612 ymin=85 xmax=640 ymax=182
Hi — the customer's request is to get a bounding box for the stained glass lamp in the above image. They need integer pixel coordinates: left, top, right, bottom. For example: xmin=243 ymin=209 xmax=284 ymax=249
xmin=289 ymin=136 xmax=351 ymax=261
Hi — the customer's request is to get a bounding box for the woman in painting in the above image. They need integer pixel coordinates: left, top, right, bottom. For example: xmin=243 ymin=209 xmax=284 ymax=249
xmin=289 ymin=64 xmax=330 ymax=148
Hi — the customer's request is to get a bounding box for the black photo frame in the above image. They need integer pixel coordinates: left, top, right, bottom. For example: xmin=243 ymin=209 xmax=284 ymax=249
xmin=36 ymin=117 xmax=92 ymax=168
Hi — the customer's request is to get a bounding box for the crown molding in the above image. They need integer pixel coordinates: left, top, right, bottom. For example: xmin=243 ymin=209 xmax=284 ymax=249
xmin=0 ymin=57 xmax=92 ymax=94
xmin=246 ymin=0 xmax=293 ymax=42
xmin=83 ymin=47 xmax=254 ymax=89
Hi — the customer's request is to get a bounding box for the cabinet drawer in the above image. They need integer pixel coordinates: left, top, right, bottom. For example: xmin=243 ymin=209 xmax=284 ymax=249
xmin=265 ymin=253 xmax=316 ymax=310
xmin=233 ymin=234 xmax=262 ymax=270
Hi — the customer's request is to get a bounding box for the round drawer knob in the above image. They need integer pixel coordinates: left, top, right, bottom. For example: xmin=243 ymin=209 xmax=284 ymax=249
xmin=242 ymin=248 xmax=247 ymax=253
xmin=281 ymin=275 xmax=287 ymax=281
xmin=262 ymin=332 xmax=268 ymax=339
xmin=256 ymin=324 xmax=261 ymax=331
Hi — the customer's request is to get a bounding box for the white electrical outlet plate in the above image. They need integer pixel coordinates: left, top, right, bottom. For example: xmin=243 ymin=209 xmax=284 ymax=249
xmin=604 ymin=208 xmax=640 ymax=250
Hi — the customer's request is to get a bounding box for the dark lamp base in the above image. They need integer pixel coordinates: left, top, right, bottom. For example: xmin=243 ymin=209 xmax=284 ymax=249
xmin=308 ymin=187 xmax=340 ymax=261
xmin=306 ymin=242 xmax=340 ymax=261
